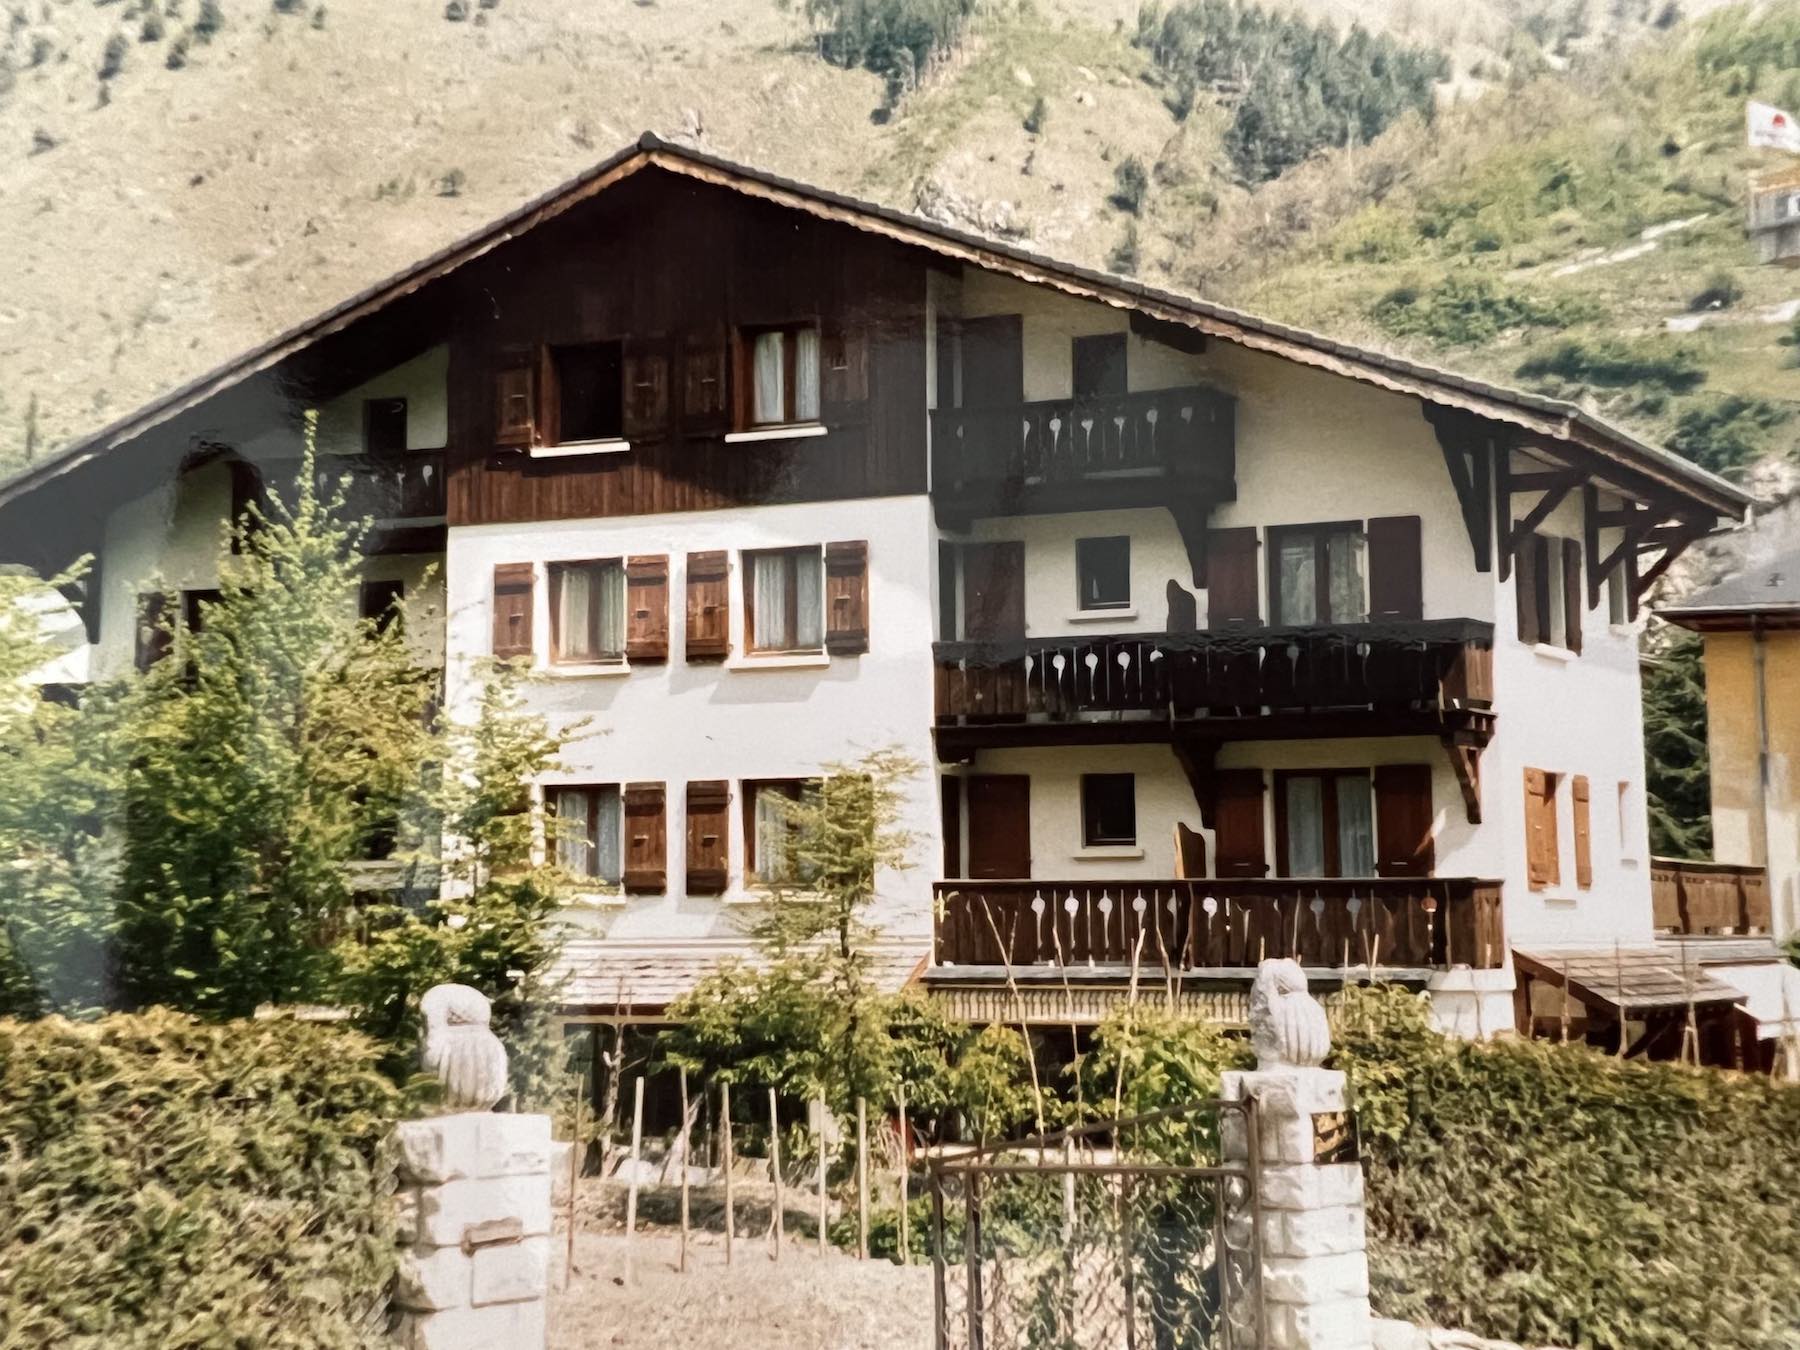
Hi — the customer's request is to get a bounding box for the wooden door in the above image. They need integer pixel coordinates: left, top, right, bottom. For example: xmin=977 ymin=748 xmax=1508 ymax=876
xmin=962 ymin=541 xmax=1025 ymax=641
xmin=1213 ymin=770 xmax=1269 ymax=878
xmin=959 ymin=315 xmax=1024 ymax=408
xmin=1373 ymin=764 xmax=1436 ymax=877
xmin=967 ymin=775 xmax=1031 ymax=879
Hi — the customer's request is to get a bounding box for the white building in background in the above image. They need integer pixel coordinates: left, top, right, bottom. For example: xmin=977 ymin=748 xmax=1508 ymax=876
xmin=0 ymin=135 xmax=1765 ymax=1065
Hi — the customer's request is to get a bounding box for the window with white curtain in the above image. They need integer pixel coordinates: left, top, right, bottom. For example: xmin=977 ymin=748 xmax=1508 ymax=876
xmin=548 ymin=785 xmax=623 ymax=886
xmin=745 ymin=546 xmax=824 ymax=653
xmin=1280 ymin=770 xmax=1375 ymax=878
xmin=746 ymin=779 xmax=820 ymax=885
xmin=1270 ymin=524 xmax=1366 ymax=626
xmin=549 ymin=559 xmax=626 ymax=663
xmin=746 ymin=324 xmax=821 ymax=427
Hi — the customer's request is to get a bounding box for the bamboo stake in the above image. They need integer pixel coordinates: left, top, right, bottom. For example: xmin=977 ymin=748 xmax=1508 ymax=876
xmin=623 ymin=1076 xmax=644 ymax=1288
xmin=815 ymin=1097 xmax=828 ymax=1255
xmin=856 ymin=1096 xmax=869 ymax=1261
xmin=563 ymin=1058 xmax=584 ymax=1292
xmin=678 ymin=1068 xmax=691 ymax=1274
xmin=768 ymin=1088 xmax=784 ymax=1260
xmin=1615 ymin=941 xmax=1628 ymax=1059
xmin=723 ymin=1082 xmax=735 ymax=1266
xmin=896 ymin=1082 xmax=909 ymax=1266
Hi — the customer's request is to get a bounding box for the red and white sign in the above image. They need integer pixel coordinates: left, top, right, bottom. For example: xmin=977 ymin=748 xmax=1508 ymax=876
xmin=1749 ymin=100 xmax=1800 ymax=154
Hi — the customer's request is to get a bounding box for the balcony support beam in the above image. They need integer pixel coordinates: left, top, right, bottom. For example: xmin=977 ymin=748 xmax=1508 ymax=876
xmin=1172 ymin=734 xmax=1221 ymax=829
xmin=1441 ymin=733 xmax=1483 ymax=825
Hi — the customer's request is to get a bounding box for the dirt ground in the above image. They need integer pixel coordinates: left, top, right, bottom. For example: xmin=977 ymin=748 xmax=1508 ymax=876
xmin=549 ymin=1227 xmax=933 ymax=1350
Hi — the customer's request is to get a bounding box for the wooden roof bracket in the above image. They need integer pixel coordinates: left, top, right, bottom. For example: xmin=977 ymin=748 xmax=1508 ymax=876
xmin=1441 ymin=733 xmax=1483 ymax=824
xmin=1633 ymin=515 xmax=1715 ymax=609
xmin=1424 ymin=405 xmax=1493 ymax=573
xmin=1494 ymin=445 xmax=1582 ymax=583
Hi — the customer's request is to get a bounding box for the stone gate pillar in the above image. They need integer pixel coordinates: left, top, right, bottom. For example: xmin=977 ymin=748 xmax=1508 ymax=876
xmin=1221 ymin=961 xmax=1374 ymax=1350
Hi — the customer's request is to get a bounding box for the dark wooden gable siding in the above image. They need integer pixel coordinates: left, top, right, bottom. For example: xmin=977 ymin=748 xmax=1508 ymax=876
xmin=443 ymin=170 xmax=930 ymax=526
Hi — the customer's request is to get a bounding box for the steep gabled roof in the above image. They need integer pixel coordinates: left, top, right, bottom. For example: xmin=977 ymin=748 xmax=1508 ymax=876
xmin=0 ymin=132 xmax=1753 ymax=517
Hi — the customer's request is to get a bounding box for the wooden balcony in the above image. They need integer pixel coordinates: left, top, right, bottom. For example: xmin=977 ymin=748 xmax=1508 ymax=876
xmin=1651 ymin=858 xmax=1772 ymax=936
xmin=931 ymin=877 xmax=1506 ymax=972
xmin=252 ymin=450 xmax=446 ymax=554
xmin=934 ymin=621 xmax=1494 ymax=752
xmin=930 ymin=385 xmax=1235 ymax=522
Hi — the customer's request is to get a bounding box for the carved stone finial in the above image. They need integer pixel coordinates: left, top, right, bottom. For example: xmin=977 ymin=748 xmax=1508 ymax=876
xmin=419 ymin=983 xmax=509 ymax=1112
xmin=1248 ymin=958 xmax=1330 ymax=1069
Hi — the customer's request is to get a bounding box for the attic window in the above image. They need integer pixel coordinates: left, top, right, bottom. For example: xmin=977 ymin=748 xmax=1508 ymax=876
xmin=553 ymin=342 xmax=625 ymax=443
xmin=739 ymin=324 xmax=820 ymax=429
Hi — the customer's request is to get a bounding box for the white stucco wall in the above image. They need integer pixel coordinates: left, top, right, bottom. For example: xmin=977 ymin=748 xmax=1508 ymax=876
xmin=443 ymin=494 xmax=941 ymax=940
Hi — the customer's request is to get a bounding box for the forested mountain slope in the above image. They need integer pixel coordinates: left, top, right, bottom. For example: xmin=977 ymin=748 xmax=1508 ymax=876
xmin=0 ymin=0 xmax=1789 ymax=484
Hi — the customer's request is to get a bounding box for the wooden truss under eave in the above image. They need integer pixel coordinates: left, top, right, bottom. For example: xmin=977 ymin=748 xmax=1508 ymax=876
xmin=1582 ymin=484 xmax=1717 ymax=619
xmin=1424 ymin=406 xmax=1494 ymax=573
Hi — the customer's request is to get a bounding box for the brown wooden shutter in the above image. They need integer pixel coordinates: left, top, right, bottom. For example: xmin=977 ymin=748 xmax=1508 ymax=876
xmin=961 ymin=542 xmax=1025 ymax=641
xmin=494 ymin=365 xmax=536 ymax=447
xmin=1572 ymin=774 xmax=1592 ymax=889
xmin=1212 ymin=770 xmax=1268 ymax=878
xmin=625 ymin=555 xmax=669 ymax=663
xmin=535 ymin=344 xmax=561 ymax=448
xmin=822 ymin=322 xmax=869 ymax=406
xmin=1207 ymin=527 xmax=1260 ymax=629
xmin=1367 ymin=516 xmax=1423 ymax=621
xmin=1175 ymin=821 xmax=1207 ymax=879
xmin=135 ymin=591 xmax=172 ymax=671
xmin=622 ymin=782 xmax=667 ymax=894
xmin=491 ymin=563 xmax=534 ymax=660
xmin=1373 ymin=764 xmax=1436 ymax=877
xmin=824 ymin=540 xmax=870 ymax=655
xmin=623 ymin=341 xmax=670 ymax=441
xmin=1562 ymin=537 xmax=1584 ymax=654
xmin=1524 ymin=768 xmax=1560 ymax=891
xmin=681 ymin=331 xmax=728 ymax=432
xmin=1515 ymin=533 xmax=1540 ymax=644
xmin=685 ymin=551 xmax=731 ymax=662
xmin=685 ymin=780 xmax=730 ymax=896
xmin=1531 ymin=536 xmax=1553 ymax=645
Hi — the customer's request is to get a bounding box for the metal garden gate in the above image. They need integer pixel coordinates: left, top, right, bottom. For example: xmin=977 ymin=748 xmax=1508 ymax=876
xmin=926 ymin=1098 xmax=1266 ymax=1350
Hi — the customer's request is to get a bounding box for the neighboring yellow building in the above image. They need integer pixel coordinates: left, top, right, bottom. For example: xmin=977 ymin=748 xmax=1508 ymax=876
xmin=1662 ymin=552 xmax=1800 ymax=941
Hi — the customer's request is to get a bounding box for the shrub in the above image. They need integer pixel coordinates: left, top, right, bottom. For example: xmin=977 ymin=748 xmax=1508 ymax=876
xmin=165 ymin=32 xmax=187 ymax=65
xmin=1023 ymin=93 xmax=1046 ymax=135
xmin=1108 ymin=221 xmax=1141 ymax=274
xmin=443 ymin=0 xmax=466 ymax=19
xmin=97 ymin=32 xmax=127 ymax=78
xmin=1371 ymin=275 xmax=1594 ymax=346
xmin=1334 ymin=984 xmax=1800 ymax=1348
xmin=194 ymin=0 xmax=221 ymax=37
xmin=1111 ymin=154 xmax=1148 ymax=214
xmin=28 ymin=33 xmax=51 ymax=64
xmin=1688 ymin=267 xmax=1743 ymax=312
xmin=0 ymin=1010 xmax=401 ymax=1348
xmin=138 ymin=10 xmax=161 ymax=38
xmin=1668 ymin=393 xmax=1789 ymax=473
xmin=1515 ymin=336 xmax=1706 ymax=393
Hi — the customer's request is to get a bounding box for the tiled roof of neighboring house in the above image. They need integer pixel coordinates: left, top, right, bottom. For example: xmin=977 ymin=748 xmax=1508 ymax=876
xmin=545 ymin=937 xmax=929 ymax=1015
xmin=0 ymin=133 xmax=1751 ymax=518
xmin=1514 ymin=946 xmax=1749 ymax=1011
xmin=1659 ymin=543 xmax=1800 ymax=628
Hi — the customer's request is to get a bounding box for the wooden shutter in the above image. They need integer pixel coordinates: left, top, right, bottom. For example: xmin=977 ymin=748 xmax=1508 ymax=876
xmin=1373 ymin=764 xmax=1436 ymax=877
xmin=491 ymin=563 xmax=534 ymax=660
xmin=1572 ymin=774 xmax=1592 ymax=889
xmin=625 ymin=555 xmax=669 ymax=663
xmin=1562 ymin=537 xmax=1584 ymax=654
xmin=1212 ymin=770 xmax=1268 ymax=878
xmin=941 ymin=775 xmax=962 ymax=878
xmin=961 ymin=542 xmax=1025 ymax=641
xmin=1523 ymin=768 xmax=1560 ymax=891
xmin=535 ymin=344 xmax=561 ymax=448
xmin=494 ymin=365 xmax=536 ymax=447
xmin=135 ymin=591 xmax=172 ymax=671
xmin=824 ymin=539 xmax=870 ymax=655
xmin=623 ymin=341 xmax=670 ymax=440
xmin=685 ymin=551 xmax=731 ymax=662
xmin=681 ymin=331 xmax=728 ymax=432
xmin=622 ymin=782 xmax=667 ymax=894
xmin=1515 ymin=533 xmax=1540 ymax=644
xmin=1206 ymin=527 xmax=1260 ymax=628
xmin=1367 ymin=516 xmax=1423 ymax=621
xmin=822 ymin=322 xmax=869 ymax=405
xmin=685 ymin=780 xmax=731 ymax=896
xmin=1175 ymin=821 xmax=1207 ymax=879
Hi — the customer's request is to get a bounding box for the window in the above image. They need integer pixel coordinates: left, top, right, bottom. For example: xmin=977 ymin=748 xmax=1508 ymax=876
xmin=549 ymin=559 xmax=627 ymax=664
xmin=1607 ymin=565 xmax=1629 ymax=626
xmin=745 ymin=779 xmax=819 ymax=885
xmin=1072 ymin=333 xmax=1128 ymax=401
xmin=363 ymin=397 xmax=407 ymax=455
xmin=360 ymin=579 xmax=405 ymax=635
xmin=1524 ymin=768 xmax=1561 ymax=890
xmin=549 ymin=785 xmax=623 ymax=886
xmin=182 ymin=588 xmax=223 ymax=637
xmin=1268 ymin=524 xmax=1365 ymax=626
xmin=742 ymin=324 xmax=821 ymax=427
xmin=745 ymin=547 xmax=824 ymax=653
xmin=1076 ymin=536 xmax=1131 ymax=611
xmin=1516 ymin=533 xmax=1583 ymax=652
xmin=1081 ymin=774 xmax=1136 ymax=847
xmin=552 ymin=341 xmax=624 ymax=443
xmin=1277 ymin=770 xmax=1375 ymax=878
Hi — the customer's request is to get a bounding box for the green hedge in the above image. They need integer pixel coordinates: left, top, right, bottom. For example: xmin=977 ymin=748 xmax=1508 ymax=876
xmin=1337 ymin=986 xmax=1800 ymax=1350
xmin=0 ymin=1010 xmax=402 ymax=1349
